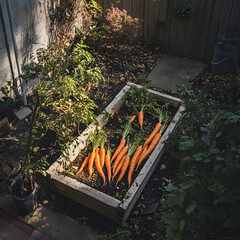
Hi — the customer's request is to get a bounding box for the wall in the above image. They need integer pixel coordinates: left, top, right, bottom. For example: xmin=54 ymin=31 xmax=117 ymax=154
xmin=0 ymin=0 xmax=85 ymax=100
xmin=0 ymin=0 xmax=55 ymax=99
xmin=96 ymin=0 xmax=240 ymax=63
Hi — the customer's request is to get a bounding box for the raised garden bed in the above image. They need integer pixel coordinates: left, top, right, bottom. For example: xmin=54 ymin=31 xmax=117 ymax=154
xmin=47 ymin=82 xmax=184 ymax=224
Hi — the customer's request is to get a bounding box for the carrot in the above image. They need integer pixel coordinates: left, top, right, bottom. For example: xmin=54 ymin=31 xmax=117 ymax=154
xmin=88 ymin=128 xmax=106 ymax=178
xmin=116 ymin=156 xmax=131 ymax=185
xmin=112 ymin=146 xmax=129 ymax=173
xmin=99 ymin=147 xmax=105 ymax=168
xmin=87 ymin=83 xmax=92 ymax=91
xmin=59 ymin=108 xmax=67 ymax=115
xmin=76 ymin=156 xmax=89 ymax=175
xmin=115 ymin=142 xmax=137 ymax=185
xmin=95 ymin=149 xmax=106 ymax=184
xmin=127 ymin=146 xmax=143 ymax=186
xmin=112 ymin=155 xmax=126 ymax=180
xmin=130 ymin=115 xmax=137 ymax=122
xmin=111 ymin=138 xmax=126 ymax=163
xmin=105 ymin=146 xmax=111 ymax=182
xmin=111 ymin=121 xmax=131 ymax=162
xmin=138 ymin=144 xmax=148 ymax=161
xmin=136 ymin=121 xmax=168 ymax=170
xmin=143 ymin=123 xmax=162 ymax=148
xmin=138 ymin=110 xmax=144 ymax=129
xmin=88 ymin=151 xmax=96 ymax=177
xmin=143 ymin=108 xmax=164 ymax=148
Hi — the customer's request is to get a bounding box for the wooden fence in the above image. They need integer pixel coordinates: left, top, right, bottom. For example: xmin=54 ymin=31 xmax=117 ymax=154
xmin=96 ymin=0 xmax=240 ymax=62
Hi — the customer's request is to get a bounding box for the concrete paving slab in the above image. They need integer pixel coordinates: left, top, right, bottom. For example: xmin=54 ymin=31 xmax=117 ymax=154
xmin=147 ymin=55 xmax=207 ymax=92
xmin=27 ymin=206 xmax=98 ymax=240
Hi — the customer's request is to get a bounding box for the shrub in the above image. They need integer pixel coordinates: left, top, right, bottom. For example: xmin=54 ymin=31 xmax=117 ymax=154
xmin=162 ymin=89 xmax=240 ymax=239
xmin=105 ymin=6 xmax=141 ymax=45
xmin=22 ymin=36 xmax=104 ymax=155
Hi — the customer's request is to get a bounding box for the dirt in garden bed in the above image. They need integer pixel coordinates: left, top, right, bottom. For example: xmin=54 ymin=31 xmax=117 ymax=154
xmin=66 ymin=100 xmax=178 ymax=201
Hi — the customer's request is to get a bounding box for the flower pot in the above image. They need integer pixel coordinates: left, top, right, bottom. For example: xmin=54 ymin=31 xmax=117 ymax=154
xmin=10 ymin=176 xmax=37 ymax=215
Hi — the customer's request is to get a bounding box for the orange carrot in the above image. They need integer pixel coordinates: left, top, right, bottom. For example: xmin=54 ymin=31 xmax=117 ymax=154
xmin=112 ymin=146 xmax=128 ymax=173
xmin=59 ymin=108 xmax=67 ymax=115
xmin=112 ymin=156 xmax=126 ymax=180
xmin=95 ymin=150 xmax=106 ymax=184
xmin=105 ymin=147 xmax=111 ymax=182
xmin=88 ymin=131 xmax=101 ymax=178
xmin=111 ymin=121 xmax=131 ymax=162
xmin=87 ymin=83 xmax=92 ymax=91
xmin=76 ymin=156 xmax=89 ymax=175
xmin=138 ymin=111 xmax=144 ymax=129
xmin=138 ymin=144 xmax=148 ymax=161
xmin=143 ymin=123 xmax=162 ymax=148
xmin=116 ymin=156 xmax=131 ymax=185
xmin=99 ymin=147 xmax=106 ymax=168
xmin=88 ymin=151 xmax=96 ymax=178
xmin=143 ymin=108 xmax=165 ymax=148
xmin=136 ymin=133 xmax=161 ymax=170
xmin=111 ymin=138 xmax=126 ymax=163
xmin=130 ymin=115 xmax=137 ymax=122
xmin=127 ymin=146 xmax=143 ymax=186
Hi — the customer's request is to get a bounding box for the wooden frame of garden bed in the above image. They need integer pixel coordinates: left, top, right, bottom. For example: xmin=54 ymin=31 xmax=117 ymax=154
xmin=47 ymin=82 xmax=184 ymax=224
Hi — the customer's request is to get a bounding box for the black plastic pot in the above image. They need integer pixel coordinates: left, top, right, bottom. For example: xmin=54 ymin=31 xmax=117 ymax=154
xmin=10 ymin=176 xmax=37 ymax=215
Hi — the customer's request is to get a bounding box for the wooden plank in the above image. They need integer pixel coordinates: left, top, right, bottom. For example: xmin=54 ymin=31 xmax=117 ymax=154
xmin=182 ymin=0 xmax=200 ymax=58
xmin=228 ymin=0 xmax=240 ymax=28
xmin=205 ymin=0 xmax=225 ymax=61
xmin=50 ymin=173 xmax=123 ymax=223
xmin=198 ymin=0 xmax=217 ymax=61
xmin=159 ymin=0 xmax=168 ymax=22
xmin=143 ymin=0 xmax=148 ymax=40
xmin=127 ymin=82 xmax=182 ymax=107
xmin=191 ymin=0 xmax=208 ymax=59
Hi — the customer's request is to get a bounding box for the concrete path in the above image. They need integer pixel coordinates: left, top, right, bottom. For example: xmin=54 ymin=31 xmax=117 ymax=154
xmin=147 ymin=54 xmax=207 ymax=92
xmin=27 ymin=206 xmax=98 ymax=240
xmin=0 ymin=188 xmax=98 ymax=240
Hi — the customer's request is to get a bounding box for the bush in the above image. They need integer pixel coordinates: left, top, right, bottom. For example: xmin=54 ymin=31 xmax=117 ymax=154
xmin=162 ymin=89 xmax=240 ymax=239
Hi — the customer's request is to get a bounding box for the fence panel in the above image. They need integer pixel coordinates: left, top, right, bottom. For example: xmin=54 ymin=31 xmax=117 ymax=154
xmin=96 ymin=0 xmax=240 ymax=62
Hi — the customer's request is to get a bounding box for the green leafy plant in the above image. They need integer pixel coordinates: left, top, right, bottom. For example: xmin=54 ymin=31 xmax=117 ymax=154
xmin=125 ymin=85 xmax=156 ymax=114
xmin=173 ymin=1 xmax=195 ymax=18
xmin=105 ymin=6 xmax=141 ymax=45
xmin=22 ymin=35 xmax=104 ymax=157
xmin=162 ymin=89 xmax=240 ymax=239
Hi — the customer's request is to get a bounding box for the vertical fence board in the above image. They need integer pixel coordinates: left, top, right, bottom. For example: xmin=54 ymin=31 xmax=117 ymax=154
xmin=96 ymin=0 xmax=240 ymax=62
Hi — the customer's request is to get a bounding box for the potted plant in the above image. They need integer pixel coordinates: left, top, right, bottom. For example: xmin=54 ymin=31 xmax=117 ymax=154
xmin=9 ymin=96 xmax=40 ymax=215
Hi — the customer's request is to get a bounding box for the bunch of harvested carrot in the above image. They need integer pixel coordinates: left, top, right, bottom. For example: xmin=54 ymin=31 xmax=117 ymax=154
xmin=143 ymin=107 xmax=164 ymax=148
xmin=136 ymin=119 xmax=169 ymax=171
xmin=111 ymin=121 xmax=131 ymax=163
xmin=112 ymin=143 xmax=135 ymax=185
xmin=75 ymin=128 xmax=109 ymax=185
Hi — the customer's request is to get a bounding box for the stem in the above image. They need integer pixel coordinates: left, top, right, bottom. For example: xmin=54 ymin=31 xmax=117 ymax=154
xmin=21 ymin=96 xmax=40 ymax=193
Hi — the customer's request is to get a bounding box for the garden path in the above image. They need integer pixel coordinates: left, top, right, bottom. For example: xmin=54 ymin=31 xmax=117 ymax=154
xmin=147 ymin=54 xmax=207 ymax=92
